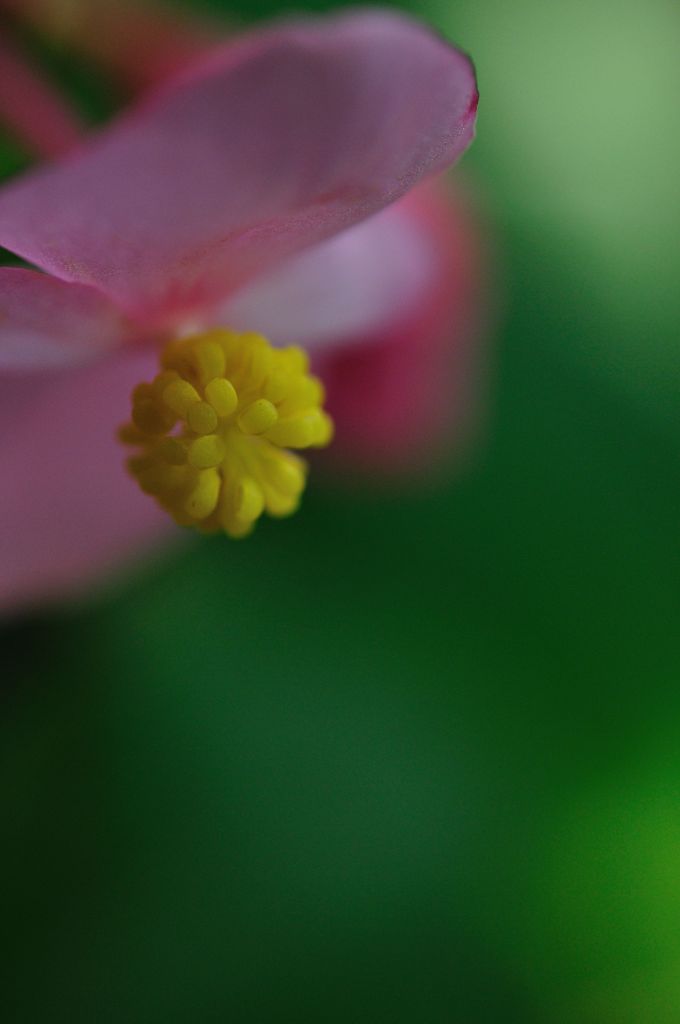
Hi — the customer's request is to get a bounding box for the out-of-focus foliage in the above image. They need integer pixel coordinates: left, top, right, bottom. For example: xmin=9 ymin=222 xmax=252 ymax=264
xmin=422 ymin=0 xmax=680 ymax=431
xmin=2 ymin=1 xmax=680 ymax=1022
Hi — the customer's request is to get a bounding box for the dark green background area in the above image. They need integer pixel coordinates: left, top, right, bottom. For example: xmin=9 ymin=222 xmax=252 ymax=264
xmin=3 ymin=1 xmax=680 ymax=1022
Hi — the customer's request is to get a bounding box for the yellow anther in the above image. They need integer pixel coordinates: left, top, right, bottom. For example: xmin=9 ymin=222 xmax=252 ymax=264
xmin=219 ymin=509 xmax=254 ymax=540
xmin=159 ymin=438 xmax=187 ymax=465
xmin=151 ymin=370 xmax=180 ymax=399
xmin=132 ymin=398 xmax=169 ymax=436
xmin=279 ymin=377 xmax=325 ymax=413
xmin=234 ymin=477 xmax=265 ymax=523
xmin=163 ymin=379 xmax=201 ymax=416
xmin=205 ymin=377 xmax=238 ymax=417
xmin=263 ymin=369 xmax=290 ymax=405
xmin=129 ymin=455 xmax=184 ymax=496
xmin=127 ymin=454 xmax=153 ymax=491
xmin=120 ymin=328 xmax=333 ymax=537
xmin=188 ymin=434 xmax=226 ymax=469
xmin=187 ymin=401 xmax=218 ymax=435
xmin=280 ymin=346 xmax=309 ymax=374
xmin=242 ymin=341 xmax=273 ymax=387
xmin=132 ymin=382 xmax=154 ymax=403
xmin=161 ymin=341 xmax=194 ymax=380
xmin=262 ymin=479 xmax=301 ymax=518
xmin=117 ymin=423 xmax=145 ymax=445
xmin=265 ymin=411 xmax=324 ymax=449
xmin=194 ymin=340 xmax=226 ymax=383
xmin=313 ymin=411 xmax=334 ymax=447
xmin=238 ymin=398 xmax=278 ymax=435
xmin=265 ymin=452 xmax=307 ymax=497
xmin=185 ymin=468 xmax=221 ymax=519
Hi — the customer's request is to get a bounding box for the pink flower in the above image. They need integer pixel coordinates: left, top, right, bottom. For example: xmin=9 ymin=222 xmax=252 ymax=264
xmin=0 ymin=0 xmax=221 ymax=93
xmin=0 ymin=9 xmax=478 ymax=611
xmin=0 ymin=32 xmax=83 ymax=157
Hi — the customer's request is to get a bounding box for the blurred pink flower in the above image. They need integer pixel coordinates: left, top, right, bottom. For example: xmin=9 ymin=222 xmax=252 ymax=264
xmin=0 ymin=0 xmax=221 ymax=92
xmin=0 ymin=9 xmax=479 ymax=610
xmin=0 ymin=32 xmax=82 ymax=157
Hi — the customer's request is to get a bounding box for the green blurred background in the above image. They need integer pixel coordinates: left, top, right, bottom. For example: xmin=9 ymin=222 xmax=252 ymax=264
xmin=3 ymin=0 xmax=680 ymax=1021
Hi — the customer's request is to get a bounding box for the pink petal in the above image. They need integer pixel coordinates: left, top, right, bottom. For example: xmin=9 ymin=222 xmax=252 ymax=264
xmin=316 ymin=182 xmax=489 ymax=475
xmin=0 ymin=268 xmax=136 ymax=370
xmin=0 ymin=11 xmax=477 ymax=327
xmin=220 ymin=195 xmax=439 ymax=349
xmin=0 ymin=345 xmax=174 ymax=614
xmin=0 ymin=33 xmax=83 ymax=158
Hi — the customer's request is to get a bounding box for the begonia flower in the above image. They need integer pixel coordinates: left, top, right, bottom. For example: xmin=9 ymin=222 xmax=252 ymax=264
xmin=0 ymin=31 xmax=83 ymax=157
xmin=0 ymin=9 xmax=478 ymax=610
xmin=0 ymin=0 xmax=221 ymax=92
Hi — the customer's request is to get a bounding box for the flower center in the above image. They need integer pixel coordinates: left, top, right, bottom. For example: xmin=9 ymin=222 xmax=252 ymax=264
xmin=119 ymin=329 xmax=333 ymax=538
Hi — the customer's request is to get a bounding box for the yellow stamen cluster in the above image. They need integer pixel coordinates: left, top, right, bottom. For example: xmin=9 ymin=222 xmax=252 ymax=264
xmin=119 ymin=329 xmax=333 ymax=538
